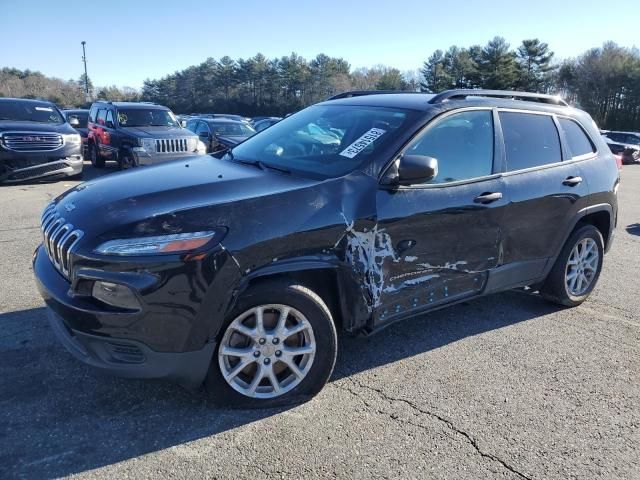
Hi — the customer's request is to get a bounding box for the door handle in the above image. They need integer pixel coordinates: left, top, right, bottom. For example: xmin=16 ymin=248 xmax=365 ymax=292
xmin=473 ymin=192 xmax=503 ymax=204
xmin=563 ymin=176 xmax=583 ymax=186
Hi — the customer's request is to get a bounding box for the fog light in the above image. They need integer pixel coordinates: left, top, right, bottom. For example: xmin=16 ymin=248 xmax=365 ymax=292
xmin=92 ymin=281 xmax=140 ymax=310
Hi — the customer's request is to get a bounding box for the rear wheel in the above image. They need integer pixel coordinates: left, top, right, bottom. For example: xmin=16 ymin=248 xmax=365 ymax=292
xmin=90 ymin=144 xmax=105 ymax=168
xmin=542 ymin=224 xmax=604 ymax=307
xmin=205 ymin=280 xmax=337 ymax=408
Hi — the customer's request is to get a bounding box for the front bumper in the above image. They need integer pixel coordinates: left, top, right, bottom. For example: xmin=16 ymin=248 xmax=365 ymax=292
xmin=46 ymin=308 xmax=215 ymax=388
xmin=1 ymin=155 xmax=83 ymax=182
xmin=33 ymin=243 xmax=241 ymax=387
xmin=132 ymin=148 xmax=203 ymax=166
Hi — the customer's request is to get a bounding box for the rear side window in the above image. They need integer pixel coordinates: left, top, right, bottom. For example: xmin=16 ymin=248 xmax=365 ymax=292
xmin=407 ymin=110 xmax=494 ymax=184
xmin=559 ymin=118 xmax=595 ymax=158
xmin=500 ymin=112 xmax=561 ymax=171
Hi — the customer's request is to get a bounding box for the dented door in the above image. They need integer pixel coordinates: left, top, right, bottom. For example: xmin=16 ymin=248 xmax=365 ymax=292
xmin=374 ymin=178 xmax=506 ymax=324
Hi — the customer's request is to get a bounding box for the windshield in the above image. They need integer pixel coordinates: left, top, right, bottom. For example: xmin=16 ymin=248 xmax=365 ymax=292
xmin=0 ymin=102 xmax=64 ymax=124
xmin=210 ymin=122 xmax=256 ymax=137
xmin=230 ymin=105 xmax=413 ymax=178
xmin=65 ymin=111 xmax=88 ymax=128
xmin=117 ymin=108 xmax=179 ymax=127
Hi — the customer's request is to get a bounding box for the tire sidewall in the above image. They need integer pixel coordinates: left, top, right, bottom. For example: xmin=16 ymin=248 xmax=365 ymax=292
xmin=545 ymin=225 xmax=604 ymax=306
xmin=206 ymin=281 xmax=337 ymax=408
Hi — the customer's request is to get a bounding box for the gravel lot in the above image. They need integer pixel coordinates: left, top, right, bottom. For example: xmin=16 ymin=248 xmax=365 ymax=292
xmin=1 ymin=162 xmax=638 ymax=479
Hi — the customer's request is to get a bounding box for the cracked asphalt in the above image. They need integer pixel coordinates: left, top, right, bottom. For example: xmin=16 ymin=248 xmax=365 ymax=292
xmin=1 ymin=162 xmax=638 ymax=479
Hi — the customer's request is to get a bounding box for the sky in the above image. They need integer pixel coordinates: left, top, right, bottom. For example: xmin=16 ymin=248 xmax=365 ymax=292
xmin=1 ymin=0 xmax=639 ymax=89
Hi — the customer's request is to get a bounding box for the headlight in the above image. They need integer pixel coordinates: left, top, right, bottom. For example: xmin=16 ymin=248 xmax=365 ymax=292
xmin=95 ymin=231 xmax=218 ymax=255
xmin=141 ymin=138 xmax=156 ymax=152
xmin=63 ymin=133 xmax=81 ymax=145
xmin=187 ymin=137 xmax=198 ymax=151
xmin=196 ymin=140 xmax=207 ymax=154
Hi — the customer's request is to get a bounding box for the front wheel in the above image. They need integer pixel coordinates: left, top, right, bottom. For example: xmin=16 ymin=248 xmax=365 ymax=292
xmin=205 ymin=281 xmax=337 ymax=408
xmin=542 ymin=224 xmax=604 ymax=307
xmin=118 ymin=151 xmax=136 ymax=170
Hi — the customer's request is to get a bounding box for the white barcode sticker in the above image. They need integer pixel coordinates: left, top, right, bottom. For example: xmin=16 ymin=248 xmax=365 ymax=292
xmin=35 ymin=106 xmax=53 ymax=112
xmin=339 ymin=128 xmax=386 ymax=158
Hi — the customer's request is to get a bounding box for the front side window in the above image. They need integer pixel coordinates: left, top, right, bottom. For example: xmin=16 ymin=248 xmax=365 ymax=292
xmin=500 ymin=112 xmax=561 ymax=171
xmin=230 ymin=105 xmax=414 ymax=179
xmin=96 ymin=109 xmax=107 ymax=126
xmin=559 ymin=118 xmax=595 ymax=158
xmin=406 ymin=110 xmax=494 ymax=184
xmin=116 ymin=108 xmax=178 ymax=127
xmin=0 ymin=101 xmax=64 ymax=124
xmin=624 ymin=134 xmax=640 ymax=145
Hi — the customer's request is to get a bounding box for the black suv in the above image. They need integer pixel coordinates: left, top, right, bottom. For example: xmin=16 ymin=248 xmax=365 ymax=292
xmin=0 ymin=98 xmax=83 ymax=183
xmin=34 ymin=90 xmax=619 ymax=407
xmin=87 ymin=101 xmax=202 ymax=169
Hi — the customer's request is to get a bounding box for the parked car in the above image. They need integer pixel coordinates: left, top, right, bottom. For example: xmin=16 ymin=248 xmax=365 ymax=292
xmin=87 ymin=101 xmax=204 ymax=169
xmin=601 ymin=131 xmax=640 ymax=164
xmin=63 ymin=109 xmax=90 ymax=159
xmin=197 ymin=114 xmax=252 ymax=124
xmin=253 ymin=117 xmax=282 ymax=132
xmin=0 ymin=98 xmax=83 ymax=183
xmin=34 ymin=89 xmax=619 ymax=407
xmin=186 ymin=117 xmax=256 ymax=155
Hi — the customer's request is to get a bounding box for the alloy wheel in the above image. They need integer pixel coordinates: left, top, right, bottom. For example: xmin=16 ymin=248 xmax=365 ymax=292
xmin=218 ymin=304 xmax=316 ymax=399
xmin=565 ymin=238 xmax=599 ymax=296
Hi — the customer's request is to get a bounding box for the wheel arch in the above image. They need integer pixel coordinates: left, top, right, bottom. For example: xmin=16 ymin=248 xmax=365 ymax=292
xmin=223 ymin=258 xmax=371 ymax=338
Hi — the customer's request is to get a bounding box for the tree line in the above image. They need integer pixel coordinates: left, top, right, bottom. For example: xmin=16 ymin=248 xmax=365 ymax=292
xmin=1 ymin=38 xmax=639 ymax=130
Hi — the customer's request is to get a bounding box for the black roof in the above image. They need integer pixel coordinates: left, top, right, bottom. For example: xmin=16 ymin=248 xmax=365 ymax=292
xmin=0 ymin=97 xmax=56 ymax=106
xmin=321 ymin=90 xmax=573 ymax=114
xmin=91 ymin=101 xmax=169 ymax=110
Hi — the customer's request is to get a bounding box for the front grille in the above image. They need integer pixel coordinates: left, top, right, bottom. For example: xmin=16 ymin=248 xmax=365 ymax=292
xmin=3 ymin=133 xmax=63 ymax=152
xmin=9 ymin=162 xmax=68 ymax=181
xmin=155 ymin=138 xmax=190 ymax=154
xmin=40 ymin=203 xmax=84 ymax=279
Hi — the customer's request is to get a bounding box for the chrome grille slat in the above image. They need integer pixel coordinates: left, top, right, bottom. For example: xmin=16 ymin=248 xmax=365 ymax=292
xmin=152 ymin=137 xmax=190 ymax=154
xmin=39 ymin=203 xmax=84 ymax=279
xmin=3 ymin=132 xmax=63 ymax=152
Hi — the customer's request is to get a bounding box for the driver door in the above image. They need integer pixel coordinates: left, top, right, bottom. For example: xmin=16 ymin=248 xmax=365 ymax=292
xmin=374 ymin=109 xmax=507 ymax=325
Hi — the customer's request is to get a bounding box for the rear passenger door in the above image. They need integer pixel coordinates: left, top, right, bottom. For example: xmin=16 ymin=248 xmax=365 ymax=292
xmin=499 ymin=111 xmax=589 ymax=281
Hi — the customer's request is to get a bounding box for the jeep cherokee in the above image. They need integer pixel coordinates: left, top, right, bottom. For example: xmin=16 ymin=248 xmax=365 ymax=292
xmin=34 ymin=89 xmax=619 ymax=407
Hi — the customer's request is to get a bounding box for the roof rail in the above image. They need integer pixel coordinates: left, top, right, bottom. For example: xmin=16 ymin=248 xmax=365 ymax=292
xmin=327 ymin=90 xmax=413 ymax=100
xmin=428 ymin=89 xmax=569 ymax=107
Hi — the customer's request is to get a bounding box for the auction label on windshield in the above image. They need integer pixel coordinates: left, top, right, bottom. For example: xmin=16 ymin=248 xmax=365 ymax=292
xmin=339 ymin=128 xmax=386 ymax=158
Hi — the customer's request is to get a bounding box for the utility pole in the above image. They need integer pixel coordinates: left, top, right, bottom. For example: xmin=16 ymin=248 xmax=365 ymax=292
xmin=81 ymin=41 xmax=90 ymax=103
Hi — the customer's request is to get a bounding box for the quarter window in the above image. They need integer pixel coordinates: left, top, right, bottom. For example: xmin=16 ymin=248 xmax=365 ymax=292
xmin=500 ymin=112 xmax=561 ymax=171
xmin=559 ymin=118 xmax=595 ymax=158
xmin=406 ymin=110 xmax=494 ymax=184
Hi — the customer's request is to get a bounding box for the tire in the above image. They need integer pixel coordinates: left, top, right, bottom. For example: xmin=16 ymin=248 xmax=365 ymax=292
xmin=118 ymin=151 xmax=135 ymax=170
xmin=541 ymin=224 xmax=604 ymax=307
xmin=90 ymin=143 xmax=105 ymax=168
xmin=205 ymin=280 xmax=337 ymax=408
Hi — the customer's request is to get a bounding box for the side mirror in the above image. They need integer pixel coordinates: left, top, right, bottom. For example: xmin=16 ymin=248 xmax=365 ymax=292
xmin=180 ymin=120 xmax=187 ymax=128
xmin=106 ymin=120 xmax=115 ymax=129
xmin=397 ymin=155 xmax=438 ymax=186
xmin=68 ymin=116 xmax=80 ymax=127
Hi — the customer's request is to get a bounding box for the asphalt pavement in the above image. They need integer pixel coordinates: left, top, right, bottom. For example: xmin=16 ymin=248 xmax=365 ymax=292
xmin=1 ymin=162 xmax=638 ymax=479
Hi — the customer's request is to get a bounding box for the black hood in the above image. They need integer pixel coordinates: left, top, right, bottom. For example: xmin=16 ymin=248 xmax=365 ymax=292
xmin=0 ymin=121 xmax=76 ymax=134
xmin=54 ymin=155 xmax=318 ymax=243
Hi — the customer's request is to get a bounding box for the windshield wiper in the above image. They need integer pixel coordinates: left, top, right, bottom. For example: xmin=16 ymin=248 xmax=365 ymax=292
xmin=236 ymin=158 xmax=266 ymax=170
